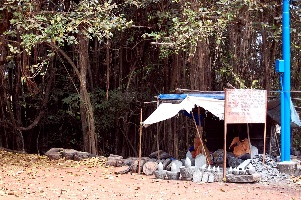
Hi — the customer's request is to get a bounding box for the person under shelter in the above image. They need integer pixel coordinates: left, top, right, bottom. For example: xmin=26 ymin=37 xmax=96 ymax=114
xmin=229 ymin=131 xmax=250 ymax=160
xmin=189 ymin=136 xmax=213 ymax=164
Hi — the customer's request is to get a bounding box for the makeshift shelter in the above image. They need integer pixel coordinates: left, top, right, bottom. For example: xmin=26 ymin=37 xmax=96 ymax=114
xmin=142 ymin=92 xmax=301 ymax=156
xmin=143 ymin=94 xmax=224 ymax=127
xmin=143 ymin=92 xmax=301 ymax=128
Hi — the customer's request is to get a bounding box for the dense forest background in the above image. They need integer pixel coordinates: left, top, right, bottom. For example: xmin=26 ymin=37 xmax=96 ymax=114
xmin=0 ymin=0 xmax=301 ymax=158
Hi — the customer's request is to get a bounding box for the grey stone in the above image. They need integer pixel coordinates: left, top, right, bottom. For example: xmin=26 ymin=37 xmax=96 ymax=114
xmin=108 ymin=154 xmax=123 ymax=160
xmin=214 ymin=172 xmax=223 ymax=182
xmin=166 ymin=160 xmax=182 ymax=172
xmin=158 ymin=162 xmax=164 ymax=171
xmin=246 ymin=164 xmax=256 ymax=175
xmin=180 ymin=166 xmax=195 ymax=181
xmin=62 ymin=149 xmax=78 ymax=160
xmin=149 ymin=150 xmax=172 ymax=159
xmin=294 ymin=150 xmax=301 ymax=156
xmin=206 ymin=165 xmax=212 ymax=173
xmin=171 ymin=163 xmax=177 ymax=172
xmin=162 ymin=158 xmax=172 ymax=170
xmin=154 ymin=170 xmax=167 ymax=179
xmin=130 ymin=159 xmax=146 ymax=173
xmin=238 ymin=168 xmax=246 ymax=175
xmin=114 ymin=166 xmax=131 ymax=174
xmin=74 ymin=151 xmax=91 ymax=161
xmin=227 ymin=166 xmax=233 ymax=174
xmin=45 ymin=148 xmax=64 ymax=160
xmin=166 ymin=171 xmax=180 ymax=180
xmin=201 ymin=172 xmax=209 ymax=182
xmin=193 ymin=170 xmax=203 ymax=183
xmin=277 ymin=161 xmax=297 ymax=175
xmin=228 ymin=156 xmax=244 ymax=168
xmin=208 ymin=173 xmax=214 ymax=183
xmin=185 ymin=157 xmax=192 ymax=168
xmin=294 ymin=168 xmax=301 ymax=176
xmin=226 ymin=173 xmax=261 ymax=183
xmin=200 ymin=164 xmax=207 ymax=172
xmin=123 ymin=157 xmax=138 ymax=166
xmin=237 ymin=159 xmax=251 ymax=170
xmin=232 ymin=167 xmax=239 ymax=175
xmin=143 ymin=161 xmax=158 ymax=175
xmin=195 ymin=154 xmax=206 ymax=170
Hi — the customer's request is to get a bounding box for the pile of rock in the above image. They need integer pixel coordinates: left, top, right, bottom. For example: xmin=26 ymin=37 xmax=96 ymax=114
xmin=250 ymin=154 xmax=289 ymax=183
xmin=45 ymin=148 xmax=99 ymax=161
xmin=106 ymin=150 xmax=174 ymax=175
xmin=153 ymin=157 xmax=223 ymax=183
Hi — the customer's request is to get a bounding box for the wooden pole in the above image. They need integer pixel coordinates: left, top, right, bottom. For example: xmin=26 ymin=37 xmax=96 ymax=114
xmin=198 ymin=107 xmax=202 ymax=138
xmin=156 ymin=99 xmax=160 ymax=159
xmin=247 ymin=123 xmax=252 ymax=158
xmin=138 ymin=108 xmax=143 ymax=174
xmin=185 ymin=117 xmax=189 ymax=150
xmin=191 ymin=113 xmax=210 ymax=164
xmin=223 ymin=89 xmax=228 ymax=180
xmin=263 ymin=91 xmax=268 ymax=164
xmin=263 ymin=122 xmax=267 ymax=164
xmin=223 ymin=122 xmax=227 ymax=180
xmin=269 ymin=124 xmax=273 ymax=156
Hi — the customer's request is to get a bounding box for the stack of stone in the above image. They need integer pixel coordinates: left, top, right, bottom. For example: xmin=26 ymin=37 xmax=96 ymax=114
xmin=192 ymin=164 xmax=223 ymax=183
xmin=179 ymin=157 xmax=196 ymax=181
xmin=178 ymin=155 xmax=223 ymax=183
xmin=154 ymin=162 xmax=167 ymax=179
xmin=166 ymin=162 xmax=181 ymax=180
xmin=226 ymin=159 xmax=261 ymax=183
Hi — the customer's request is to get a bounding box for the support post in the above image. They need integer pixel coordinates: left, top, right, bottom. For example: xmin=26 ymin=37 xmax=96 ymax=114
xmin=138 ymin=108 xmax=143 ymax=174
xmin=282 ymin=0 xmax=291 ymax=161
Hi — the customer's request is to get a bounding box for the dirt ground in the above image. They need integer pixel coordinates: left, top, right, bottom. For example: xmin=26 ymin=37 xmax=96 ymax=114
xmin=0 ymin=151 xmax=301 ymax=200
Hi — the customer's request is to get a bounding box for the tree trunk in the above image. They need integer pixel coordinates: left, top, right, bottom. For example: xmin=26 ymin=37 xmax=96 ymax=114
xmin=106 ymin=40 xmax=111 ymax=101
xmin=173 ymin=117 xmax=179 ymax=159
xmin=167 ymin=119 xmax=173 ymax=156
xmin=78 ymin=31 xmax=98 ymax=155
xmin=190 ymin=40 xmax=210 ymax=90
xmin=10 ymin=34 xmax=24 ymax=151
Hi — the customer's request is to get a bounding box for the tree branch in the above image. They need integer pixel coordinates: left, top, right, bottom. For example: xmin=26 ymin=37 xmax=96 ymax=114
xmin=18 ymin=61 xmax=54 ymax=131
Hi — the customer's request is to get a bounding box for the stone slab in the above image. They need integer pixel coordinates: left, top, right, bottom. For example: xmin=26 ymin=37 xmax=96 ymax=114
xmin=237 ymin=159 xmax=251 ymax=170
xmin=277 ymin=161 xmax=297 ymax=175
xmin=226 ymin=173 xmax=261 ymax=183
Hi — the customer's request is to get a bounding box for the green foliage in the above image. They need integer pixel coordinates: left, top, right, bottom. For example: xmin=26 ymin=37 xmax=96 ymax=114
xmin=92 ymin=89 xmax=137 ymax=133
xmin=3 ymin=0 xmax=132 ymax=52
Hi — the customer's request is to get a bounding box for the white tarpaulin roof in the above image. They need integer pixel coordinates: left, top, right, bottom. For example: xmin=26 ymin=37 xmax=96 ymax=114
xmin=143 ymin=95 xmax=301 ymax=128
xmin=143 ymin=96 xmax=224 ymax=127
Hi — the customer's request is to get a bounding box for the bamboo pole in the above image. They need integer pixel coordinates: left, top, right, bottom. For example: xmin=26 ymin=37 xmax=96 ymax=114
xmin=198 ymin=107 xmax=202 ymax=139
xmin=247 ymin=123 xmax=252 ymax=158
xmin=191 ymin=113 xmax=210 ymax=165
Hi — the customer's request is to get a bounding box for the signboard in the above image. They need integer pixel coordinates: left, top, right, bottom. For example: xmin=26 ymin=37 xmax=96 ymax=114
xmin=224 ymin=89 xmax=267 ymax=124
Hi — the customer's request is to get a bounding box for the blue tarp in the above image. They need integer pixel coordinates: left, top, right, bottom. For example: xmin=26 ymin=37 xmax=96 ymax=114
xmin=180 ymin=110 xmax=204 ymax=126
xmin=158 ymin=93 xmax=225 ymax=100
